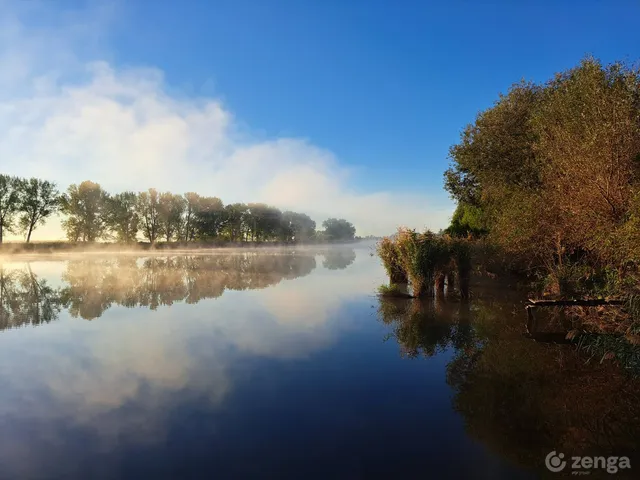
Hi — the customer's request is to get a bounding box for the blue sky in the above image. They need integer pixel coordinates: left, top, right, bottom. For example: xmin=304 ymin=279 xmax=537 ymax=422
xmin=2 ymin=0 xmax=640 ymax=237
xmin=106 ymin=0 xmax=640 ymax=191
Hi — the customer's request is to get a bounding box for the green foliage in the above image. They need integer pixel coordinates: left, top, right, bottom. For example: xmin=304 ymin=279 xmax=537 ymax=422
xmin=321 ymin=218 xmax=356 ymax=242
xmin=18 ymin=178 xmax=60 ymax=243
xmin=60 ymin=181 xmax=109 ymax=242
xmin=104 ymin=192 xmax=139 ymax=243
xmin=0 ymin=174 xmax=352 ymax=245
xmin=158 ymin=192 xmax=186 ymax=242
xmin=377 ymin=284 xmax=412 ymax=298
xmin=193 ymin=196 xmax=225 ymax=240
xmin=136 ymin=188 xmax=161 ymax=243
xmin=0 ymin=175 xmax=23 ymax=242
xmin=444 ymin=203 xmax=488 ymax=238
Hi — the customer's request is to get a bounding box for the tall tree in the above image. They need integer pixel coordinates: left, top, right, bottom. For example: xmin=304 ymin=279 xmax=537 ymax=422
xmin=158 ymin=192 xmax=186 ymax=242
xmin=137 ymin=188 xmax=161 ymax=244
xmin=0 ymin=175 xmax=22 ymax=244
xmin=60 ymin=181 xmax=109 ymax=242
xmin=105 ymin=192 xmax=139 ymax=243
xmin=18 ymin=178 xmax=60 ymax=243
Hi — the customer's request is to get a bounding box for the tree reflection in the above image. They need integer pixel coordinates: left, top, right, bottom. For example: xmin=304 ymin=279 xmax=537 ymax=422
xmin=377 ymin=297 xmax=475 ymax=358
xmin=0 ymin=253 xmax=317 ymax=326
xmin=378 ymin=293 xmax=640 ymax=475
xmin=321 ymin=248 xmax=356 ymax=270
xmin=443 ymin=299 xmax=640 ymax=474
xmin=0 ymin=266 xmax=62 ymax=330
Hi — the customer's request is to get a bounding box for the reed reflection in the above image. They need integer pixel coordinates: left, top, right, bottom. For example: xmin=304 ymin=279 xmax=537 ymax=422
xmin=377 ymin=297 xmax=475 ymax=358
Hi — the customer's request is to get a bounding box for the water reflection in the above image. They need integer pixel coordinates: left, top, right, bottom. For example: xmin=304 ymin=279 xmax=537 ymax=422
xmin=378 ymin=297 xmax=474 ymax=358
xmin=0 ymin=266 xmax=61 ymax=330
xmin=377 ymin=293 xmax=640 ymax=476
xmin=321 ymin=248 xmax=357 ymax=270
xmin=0 ymin=248 xmax=638 ymax=479
xmin=1 ymin=253 xmax=319 ymax=325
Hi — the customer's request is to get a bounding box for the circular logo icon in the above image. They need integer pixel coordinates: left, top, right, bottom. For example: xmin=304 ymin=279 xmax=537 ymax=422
xmin=545 ymin=451 xmax=567 ymax=472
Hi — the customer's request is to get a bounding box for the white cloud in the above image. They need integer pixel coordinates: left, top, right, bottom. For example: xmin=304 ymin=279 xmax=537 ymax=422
xmin=0 ymin=2 xmax=453 ymax=239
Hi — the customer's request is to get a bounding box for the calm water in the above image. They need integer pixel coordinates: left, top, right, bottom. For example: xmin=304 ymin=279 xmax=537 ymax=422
xmin=0 ymin=245 xmax=638 ymax=479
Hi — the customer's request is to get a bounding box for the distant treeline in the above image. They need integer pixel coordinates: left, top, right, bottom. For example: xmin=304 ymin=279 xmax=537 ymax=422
xmin=0 ymin=177 xmax=357 ymax=244
xmin=444 ymin=56 xmax=640 ymax=298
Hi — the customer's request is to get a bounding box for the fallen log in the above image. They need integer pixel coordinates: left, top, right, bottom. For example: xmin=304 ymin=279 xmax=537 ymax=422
xmin=525 ymin=298 xmax=626 ymax=334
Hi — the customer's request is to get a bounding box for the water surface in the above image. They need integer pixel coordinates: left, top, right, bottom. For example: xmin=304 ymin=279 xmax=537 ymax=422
xmin=0 ymin=246 xmax=638 ymax=479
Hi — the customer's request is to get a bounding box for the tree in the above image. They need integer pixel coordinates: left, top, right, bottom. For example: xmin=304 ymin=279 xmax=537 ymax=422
xmin=60 ymin=181 xmax=109 ymax=242
xmin=444 ymin=56 xmax=640 ymax=294
xmin=322 ymin=218 xmax=356 ymax=241
xmin=182 ymin=192 xmax=202 ymax=242
xmin=158 ymin=192 xmax=186 ymax=242
xmin=245 ymin=203 xmax=282 ymax=242
xmin=0 ymin=175 xmax=22 ymax=243
xmin=18 ymin=178 xmax=60 ymax=243
xmin=137 ymin=188 xmax=161 ymax=244
xmin=194 ymin=196 xmax=225 ymax=240
xmin=222 ymin=203 xmax=248 ymax=242
xmin=105 ymin=192 xmax=139 ymax=243
xmin=281 ymin=211 xmax=316 ymax=243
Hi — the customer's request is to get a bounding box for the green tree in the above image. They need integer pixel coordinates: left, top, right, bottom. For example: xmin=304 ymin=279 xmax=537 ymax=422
xmin=281 ymin=211 xmax=316 ymax=242
xmin=321 ymin=218 xmax=356 ymax=241
xmin=0 ymin=175 xmax=22 ymax=244
xmin=194 ymin=196 xmax=225 ymax=240
xmin=222 ymin=203 xmax=248 ymax=242
xmin=137 ymin=188 xmax=161 ymax=244
xmin=60 ymin=181 xmax=109 ymax=242
xmin=18 ymin=178 xmax=60 ymax=243
xmin=182 ymin=192 xmax=202 ymax=242
xmin=158 ymin=192 xmax=186 ymax=242
xmin=105 ymin=192 xmax=139 ymax=243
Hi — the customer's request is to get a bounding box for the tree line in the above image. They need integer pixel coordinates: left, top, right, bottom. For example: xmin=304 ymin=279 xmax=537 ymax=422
xmin=0 ymin=176 xmax=357 ymax=244
xmin=444 ymin=56 xmax=640 ymax=297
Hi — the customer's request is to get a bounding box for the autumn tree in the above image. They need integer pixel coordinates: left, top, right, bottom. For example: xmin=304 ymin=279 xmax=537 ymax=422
xmin=444 ymin=57 xmax=640 ymax=294
xmin=60 ymin=181 xmax=109 ymax=242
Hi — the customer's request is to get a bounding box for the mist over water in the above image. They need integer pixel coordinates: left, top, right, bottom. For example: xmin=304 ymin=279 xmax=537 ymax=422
xmin=0 ymin=244 xmax=638 ymax=479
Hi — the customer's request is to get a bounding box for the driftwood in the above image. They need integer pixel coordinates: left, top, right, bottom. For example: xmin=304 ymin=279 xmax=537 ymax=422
xmin=525 ymin=298 xmax=625 ymax=334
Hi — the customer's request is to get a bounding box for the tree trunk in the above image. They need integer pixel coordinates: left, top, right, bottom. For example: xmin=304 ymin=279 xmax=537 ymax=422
xmin=26 ymin=223 xmax=34 ymax=243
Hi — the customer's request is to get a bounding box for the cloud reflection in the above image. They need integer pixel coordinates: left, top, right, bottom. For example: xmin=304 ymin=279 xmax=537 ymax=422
xmin=0 ymin=247 xmax=379 ymax=477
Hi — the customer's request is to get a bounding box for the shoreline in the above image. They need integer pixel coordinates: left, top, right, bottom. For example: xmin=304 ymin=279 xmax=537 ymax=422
xmin=0 ymin=239 xmax=374 ymax=256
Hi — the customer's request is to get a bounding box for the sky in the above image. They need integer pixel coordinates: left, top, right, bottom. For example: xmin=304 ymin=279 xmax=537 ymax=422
xmin=1 ymin=0 xmax=639 ymax=239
